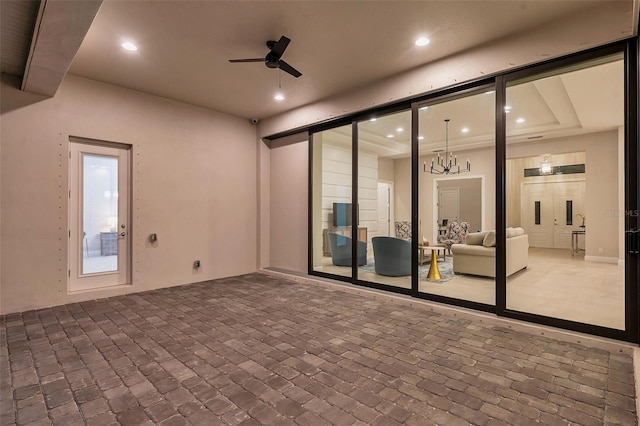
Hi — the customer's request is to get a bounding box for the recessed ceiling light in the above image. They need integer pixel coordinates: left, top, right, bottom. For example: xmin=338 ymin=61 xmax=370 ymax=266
xmin=516 ymin=117 xmax=525 ymax=123
xmin=121 ymin=41 xmax=138 ymax=51
xmin=415 ymin=37 xmax=430 ymax=47
xmin=418 ymin=136 xmax=425 ymax=140
xmin=461 ymin=127 xmax=469 ymax=133
xmin=274 ymin=93 xmax=285 ymax=101
xmin=396 ymin=127 xmax=404 ymax=132
xmin=387 ymin=134 xmax=394 ymax=138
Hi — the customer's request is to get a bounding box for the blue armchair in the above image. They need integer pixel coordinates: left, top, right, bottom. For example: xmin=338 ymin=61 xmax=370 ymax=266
xmin=327 ymin=233 xmax=367 ymax=266
xmin=372 ymin=236 xmax=411 ymax=276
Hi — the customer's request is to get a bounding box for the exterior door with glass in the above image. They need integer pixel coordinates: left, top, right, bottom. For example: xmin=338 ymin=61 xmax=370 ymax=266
xmin=69 ymin=141 xmax=130 ymax=291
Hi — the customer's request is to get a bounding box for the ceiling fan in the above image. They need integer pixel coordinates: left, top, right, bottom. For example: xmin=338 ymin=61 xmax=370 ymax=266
xmin=229 ymin=36 xmax=302 ymax=78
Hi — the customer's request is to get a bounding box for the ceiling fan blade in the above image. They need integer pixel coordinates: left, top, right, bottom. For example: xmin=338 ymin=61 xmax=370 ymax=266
xmin=228 ymin=58 xmax=264 ymax=63
xmin=278 ymin=60 xmax=302 ymax=78
xmin=271 ymin=36 xmax=290 ymax=58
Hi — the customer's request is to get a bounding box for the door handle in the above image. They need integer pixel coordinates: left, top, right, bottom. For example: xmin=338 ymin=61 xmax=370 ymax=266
xmin=626 ymin=229 xmax=639 ymax=254
xmin=119 ymin=232 xmax=127 ymax=238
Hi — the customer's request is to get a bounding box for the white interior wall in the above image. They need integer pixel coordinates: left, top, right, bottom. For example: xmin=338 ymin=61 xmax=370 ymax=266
xmin=506 ymin=151 xmax=587 ymax=228
xmin=0 ymin=74 xmax=258 ymax=314
xmin=507 ymin=131 xmax=619 ymax=259
xmin=357 ymin=152 xmax=379 ymax=244
xmin=394 ymin=147 xmax=496 ymax=244
xmin=318 ymin=143 xmax=379 ymax=245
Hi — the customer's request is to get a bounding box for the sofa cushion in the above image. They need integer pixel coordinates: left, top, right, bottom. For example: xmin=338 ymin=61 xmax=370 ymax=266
xmin=506 ymin=227 xmax=517 ymax=238
xmin=452 ymin=243 xmax=495 ymax=257
xmin=483 ymin=230 xmax=497 ymax=247
xmin=513 ymin=227 xmax=525 ymax=236
xmin=466 ymin=232 xmax=487 ymax=245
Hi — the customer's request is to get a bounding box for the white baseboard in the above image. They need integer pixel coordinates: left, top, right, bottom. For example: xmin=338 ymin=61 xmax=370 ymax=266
xmin=584 ymin=255 xmax=619 ymax=264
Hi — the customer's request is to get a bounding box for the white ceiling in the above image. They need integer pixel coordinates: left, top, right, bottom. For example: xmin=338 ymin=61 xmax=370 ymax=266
xmin=63 ymin=0 xmax=636 ymax=121
xmin=321 ymin=56 xmax=624 ymax=159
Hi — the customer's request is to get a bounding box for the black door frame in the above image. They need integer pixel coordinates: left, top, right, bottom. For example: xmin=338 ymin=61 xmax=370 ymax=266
xmin=305 ymin=38 xmax=639 ymax=343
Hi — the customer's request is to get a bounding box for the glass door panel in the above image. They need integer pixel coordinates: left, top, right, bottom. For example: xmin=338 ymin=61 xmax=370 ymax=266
xmin=417 ymin=90 xmax=496 ymax=305
xmin=311 ymin=125 xmax=353 ymax=278
xmin=70 ymin=142 xmax=130 ymax=291
xmin=82 ymin=154 xmax=119 ymax=274
xmin=357 ymin=110 xmax=411 ymax=289
xmin=505 ymin=54 xmax=625 ymax=330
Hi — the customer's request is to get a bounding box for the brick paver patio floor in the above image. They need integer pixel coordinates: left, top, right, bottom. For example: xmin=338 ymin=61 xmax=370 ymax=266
xmin=1 ymin=272 xmax=637 ymax=425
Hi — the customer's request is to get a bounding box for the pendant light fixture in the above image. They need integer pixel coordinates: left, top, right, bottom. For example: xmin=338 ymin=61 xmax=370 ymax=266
xmin=424 ymin=119 xmax=470 ymax=175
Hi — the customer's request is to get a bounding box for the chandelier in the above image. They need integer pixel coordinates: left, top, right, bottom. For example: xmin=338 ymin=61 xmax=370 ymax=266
xmin=424 ymin=119 xmax=470 ymax=175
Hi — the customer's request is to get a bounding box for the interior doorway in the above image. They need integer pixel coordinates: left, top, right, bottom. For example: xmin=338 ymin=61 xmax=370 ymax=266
xmin=438 ymin=187 xmax=460 ymax=223
xmin=433 ymin=176 xmax=484 ymax=238
xmin=69 ymin=140 xmax=131 ymax=291
xmin=377 ymin=181 xmax=393 ymax=237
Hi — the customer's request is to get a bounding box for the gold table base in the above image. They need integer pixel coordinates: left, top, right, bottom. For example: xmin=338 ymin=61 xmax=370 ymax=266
xmin=426 ymin=249 xmax=441 ymax=280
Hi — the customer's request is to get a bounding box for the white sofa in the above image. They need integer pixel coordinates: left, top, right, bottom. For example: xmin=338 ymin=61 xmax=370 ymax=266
xmin=451 ymin=228 xmax=529 ymax=278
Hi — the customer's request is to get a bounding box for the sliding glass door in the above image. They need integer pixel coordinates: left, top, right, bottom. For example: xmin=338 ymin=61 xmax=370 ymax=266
xmin=357 ymin=110 xmax=412 ymax=289
xmin=416 ymin=89 xmax=496 ymax=307
xmin=504 ymin=53 xmax=627 ymax=331
xmin=308 ymin=40 xmax=638 ymax=342
xmin=311 ymin=125 xmax=353 ymax=279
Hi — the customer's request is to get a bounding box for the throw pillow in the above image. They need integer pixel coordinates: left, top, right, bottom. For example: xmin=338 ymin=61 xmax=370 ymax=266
xmin=483 ymin=230 xmax=497 ymax=247
xmin=466 ymin=232 xmax=487 ymax=245
xmin=513 ymin=227 xmax=525 ymax=236
xmin=506 ymin=227 xmax=517 ymax=238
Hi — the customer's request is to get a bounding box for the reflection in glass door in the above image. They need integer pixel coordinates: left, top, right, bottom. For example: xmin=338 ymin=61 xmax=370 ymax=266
xmin=69 ymin=141 xmax=130 ymax=291
xmin=505 ymin=54 xmax=625 ymax=330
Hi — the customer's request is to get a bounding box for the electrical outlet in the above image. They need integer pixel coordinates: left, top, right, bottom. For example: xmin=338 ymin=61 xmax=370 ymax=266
xmin=194 ymin=260 xmax=201 ymax=268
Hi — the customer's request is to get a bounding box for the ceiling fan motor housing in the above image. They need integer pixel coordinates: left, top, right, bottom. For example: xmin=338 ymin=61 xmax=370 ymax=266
xmin=265 ymin=52 xmax=280 ymax=68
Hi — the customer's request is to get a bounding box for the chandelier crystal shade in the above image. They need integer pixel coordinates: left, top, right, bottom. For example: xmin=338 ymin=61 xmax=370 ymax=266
xmin=424 ymin=119 xmax=471 ymax=175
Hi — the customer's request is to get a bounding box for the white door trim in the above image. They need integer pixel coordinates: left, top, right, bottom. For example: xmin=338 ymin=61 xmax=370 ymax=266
xmin=432 ymin=175 xmax=485 ymax=239
xmin=69 ymin=140 xmax=132 ymax=292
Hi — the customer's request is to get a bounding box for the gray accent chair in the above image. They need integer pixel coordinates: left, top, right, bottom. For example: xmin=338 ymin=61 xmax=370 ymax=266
xmin=372 ymin=236 xmax=411 ymax=276
xmin=327 ymin=233 xmax=367 ymax=266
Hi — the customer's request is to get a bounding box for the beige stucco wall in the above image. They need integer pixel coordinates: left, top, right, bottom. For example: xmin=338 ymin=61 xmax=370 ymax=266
xmin=258 ymin=138 xmax=271 ymax=270
xmin=268 ymin=141 xmax=308 ymax=273
xmin=1 ymin=74 xmax=258 ymax=314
